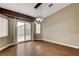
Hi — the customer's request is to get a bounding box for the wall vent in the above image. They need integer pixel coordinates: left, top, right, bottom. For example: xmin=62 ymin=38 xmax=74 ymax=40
xmin=48 ymin=3 xmax=53 ymax=7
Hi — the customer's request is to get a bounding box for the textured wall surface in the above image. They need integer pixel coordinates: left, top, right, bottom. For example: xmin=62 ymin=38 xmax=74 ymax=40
xmin=42 ymin=4 xmax=79 ymax=47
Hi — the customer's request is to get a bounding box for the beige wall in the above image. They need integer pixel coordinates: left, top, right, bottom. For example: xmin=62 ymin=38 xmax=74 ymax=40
xmin=42 ymin=4 xmax=79 ymax=47
xmin=8 ymin=18 xmax=15 ymax=44
xmin=0 ymin=37 xmax=8 ymax=48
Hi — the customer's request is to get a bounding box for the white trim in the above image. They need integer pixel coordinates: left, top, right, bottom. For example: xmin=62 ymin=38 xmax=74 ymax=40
xmin=43 ymin=39 xmax=79 ymax=49
xmin=0 ymin=43 xmax=13 ymax=51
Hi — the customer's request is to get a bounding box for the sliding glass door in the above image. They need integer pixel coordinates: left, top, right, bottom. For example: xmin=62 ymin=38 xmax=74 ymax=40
xmin=16 ymin=21 xmax=25 ymax=42
xmin=16 ymin=20 xmax=31 ymax=43
xmin=25 ymin=22 xmax=31 ymax=41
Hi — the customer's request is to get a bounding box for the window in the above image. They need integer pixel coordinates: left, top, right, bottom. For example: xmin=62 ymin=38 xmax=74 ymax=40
xmin=0 ymin=17 xmax=8 ymax=37
xmin=36 ymin=23 xmax=41 ymax=34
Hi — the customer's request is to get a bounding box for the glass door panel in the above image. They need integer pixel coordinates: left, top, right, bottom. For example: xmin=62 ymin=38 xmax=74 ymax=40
xmin=16 ymin=21 xmax=25 ymax=42
xmin=25 ymin=22 xmax=31 ymax=41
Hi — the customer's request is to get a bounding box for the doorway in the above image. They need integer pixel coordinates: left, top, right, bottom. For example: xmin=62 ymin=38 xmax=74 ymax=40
xmin=16 ymin=20 xmax=31 ymax=43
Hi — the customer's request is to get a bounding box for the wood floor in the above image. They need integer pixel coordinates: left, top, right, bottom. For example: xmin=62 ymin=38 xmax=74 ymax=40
xmin=0 ymin=40 xmax=79 ymax=56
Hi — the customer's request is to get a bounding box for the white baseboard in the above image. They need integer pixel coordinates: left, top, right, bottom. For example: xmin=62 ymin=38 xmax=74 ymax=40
xmin=0 ymin=44 xmax=13 ymax=51
xmin=43 ymin=39 xmax=79 ymax=49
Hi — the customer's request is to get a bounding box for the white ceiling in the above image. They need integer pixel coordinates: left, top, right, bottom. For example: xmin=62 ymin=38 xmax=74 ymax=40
xmin=0 ymin=3 xmax=71 ymax=18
